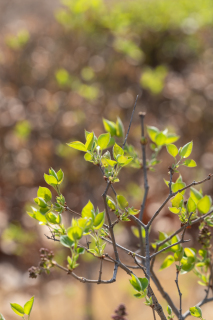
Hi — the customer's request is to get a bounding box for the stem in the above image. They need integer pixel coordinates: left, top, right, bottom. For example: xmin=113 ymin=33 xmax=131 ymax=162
xmin=175 ymin=270 xmax=183 ymax=320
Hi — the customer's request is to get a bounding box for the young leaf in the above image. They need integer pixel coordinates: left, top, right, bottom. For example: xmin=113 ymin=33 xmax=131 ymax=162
xmin=34 ymin=197 xmax=48 ymax=208
xmin=67 ymin=141 xmax=87 ymax=152
xmin=44 ymin=174 xmax=58 ymax=186
xmin=116 ymin=117 xmax=125 ymax=137
xmin=117 ymin=195 xmax=129 ymax=209
xmin=24 ymin=296 xmax=34 ymax=316
xmin=82 ymin=201 xmax=95 ymax=220
xmin=147 ymin=126 xmax=159 ymax=142
xmin=67 ymin=226 xmax=83 ymax=241
xmin=103 ymin=118 xmax=117 ymax=136
xmin=93 ymin=211 xmax=105 ymax=229
xmin=160 ymin=255 xmax=175 ymax=270
xmin=180 ymin=141 xmax=193 ymax=158
xmin=187 ymin=197 xmax=196 ymax=213
xmin=197 ymin=195 xmax=212 ymax=214
xmin=169 ymin=207 xmax=181 ymax=214
xmin=60 ymin=235 xmax=74 ymax=248
xmin=182 ymin=159 xmax=197 ymax=167
xmin=172 ymin=182 xmax=186 ymax=194
xmin=37 ymin=187 xmax=52 ymax=202
xmin=85 ymin=132 xmax=94 ymax=150
xmin=57 ymin=169 xmax=64 ymax=184
xmin=129 ymin=274 xmax=142 ymax=292
xmin=189 ymin=306 xmax=202 ymax=318
xmin=97 ymin=133 xmax=110 ymax=150
xmin=190 ymin=187 xmax=203 ymax=204
xmin=0 ymin=314 xmax=6 ymax=320
xmin=113 ymin=143 xmax=124 ymax=159
xmin=171 ymin=193 xmax=183 ymax=208
xmin=10 ymin=303 xmax=24 ymax=317
xmin=165 ymin=134 xmax=180 ymax=144
xmin=138 ymin=277 xmax=149 ymax=291
xmin=155 ymin=132 xmax=166 ymax=146
xmin=166 ymin=144 xmax=178 ymax=158
xmin=174 ymin=248 xmax=184 ymax=261
xmin=167 ymin=305 xmax=172 ymax=315
xmin=84 ymin=152 xmax=93 ymax=162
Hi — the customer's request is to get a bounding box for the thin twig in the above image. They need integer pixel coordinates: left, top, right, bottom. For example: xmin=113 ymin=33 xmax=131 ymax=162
xmin=98 ymin=258 xmax=103 ymax=284
xmin=175 ymin=269 xmax=183 ymax=320
xmin=52 ymin=260 xmax=118 ymax=284
xmin=122 ymin=95 xmax=139 ymax=149
xmin=101 ymin=236 xmax=145 ymax=260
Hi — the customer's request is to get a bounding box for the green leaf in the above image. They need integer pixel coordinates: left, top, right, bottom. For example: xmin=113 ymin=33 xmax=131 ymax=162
xmin=97 ymin=133 xmax=110 ymax=150
xmin=67 ymin=141 xmax=87 ymax=152
xmin=128 ymin=207 xmax=140 ymax=215
xmin=180 ymin=141 xmax=193 ymax=158
xmin=85 ymin=132 xmax=94 ymax=150
xmin=166 ymin=144 xmax=179 ymax=157
xmin=116 ymin=117 xmax=125 ymax=137
xmin=129 ymin=274 xmax=142 ymax=292
xmin=84 ymin=152 xmax=93 ymax=162
xmin=102 ymin=158 xmax=117 ymax=167
xmin=27 ymin=207 xmax=47 ymax=223
xmin=190 ymin=187 xmax=203 ymax=204
xmin=37 ymin=187 xmax=52 ymax=202
xmin=49 ymin=168 xmax=58 ymax=180
xmin=197 ymin=195 xmax=212 ymax=214
xmin=160 ymin=255 xmax=175 ymax=270
xmin=46 ymin=212 xmax=60 ymax=224
xmin=172 ymin=182 xmax=186 ymax=194
xmin=24 ymin=296 xmax=34 ymax=316
xmin=187 ymin=197 xmax=197 ymax=213
xmin=138 ymin=277 xmax=149 ymax=291
xmin=182 ymin=159 xmax=197 ymax=167
xmin=190 ymin=306 xmax=202 ymax=318
xmin=44 ymin=174 xmax=58 ymax=186
xmin=10 ymin=303 xmax=24 ymax=317
xmin=169 ymin=207 xmax=181 ymax=214
xmin=60 ymin=235 xmax=74 ymax=248
xmin=167 ymin=305 xmax=172 ymax=315
xmin=113 ymin=143 xmax=124 ymax=159
xmin=93 ymin=211 xmax=105 ymax=229
xmin=170 ymin=235 xmax=180 ymax=252
xmin=77 ymin=247 xmax=85 ymax=254
xmin=67 ymin=226 xmax=83 ymax=241
xmin=147 ymin=126 xmax=159 ymax=142
xmin=174 ymin=248 xmax=184 ymax=261
xmin=103 ymin=118 xmax=117 ymax=136
xmin=34 ymin=197 xmax=48 ymax=208
xmin=117 ymin=195 xmax=129 ymax=209
xmin=155 ymin=132 xmax=167 ymax=146
xmin=82 ymin=201 xmax=95 ymax=220
xmin=117 ymin=155 xmax=133 ymax=167
xmin=0 ymin=314 xmax=6 ymax=320
xmin=106 ymin=196 xmax=116 ymax=210
xmin=57 ymin=169 xmax=64 ymax=184
xmin=165 ymin=134 xmax=180 ymax=144
xmin=171 ymin=193 xmax=183 ymax=208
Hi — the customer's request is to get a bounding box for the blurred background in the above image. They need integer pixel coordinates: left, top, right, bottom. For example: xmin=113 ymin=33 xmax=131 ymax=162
xmin=1 ymin=0 xmax=213 ymax=319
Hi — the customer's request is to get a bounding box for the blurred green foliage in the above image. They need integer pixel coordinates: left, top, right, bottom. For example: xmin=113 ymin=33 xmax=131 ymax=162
xmin=54 ymin=0 xmax=213 ymax=95
xmin=5 ymin=29 xmax=29 ymax=50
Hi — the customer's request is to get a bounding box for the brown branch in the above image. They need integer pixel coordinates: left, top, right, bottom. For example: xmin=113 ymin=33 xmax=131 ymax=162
xmin=175 ymin=269 xmax=183 ymax=320
xmin=52 ymin=260 xmax=118 ymax=284
xmin=122 ymin=95 xmax=139 ymax=149
xmin=171 ymin=174 xmax=212 ymax=197
xmin=101 ymin=236 xmax=145 ymax=260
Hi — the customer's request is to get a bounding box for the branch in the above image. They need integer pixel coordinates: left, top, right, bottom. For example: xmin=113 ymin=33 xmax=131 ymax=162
xmin=147 ymin=195 xmax=172 ymax=227
xmin=175 ymin=269 xmax=183 ymax=320
xmin=133 ymin=257 xmax=167 ymax=320
xmin=171 ymin=174 xmax=212 ymax=197
xmin=138 ymin=112 xmax=149 ymax=223
xmin=102 ymin=183 xmax=120 ymax=262
xmin=122 ymin=95 xmax=139 ymax=149
xmin=150 ymin=239 xmax=190 ymax=260
xmin=182 ymin=297 xmax=213 ymax=319
xmin=101 ymin=236 xmax=145 ymax=260
xmin=52 ymin=260 xmax=118 ymax=284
